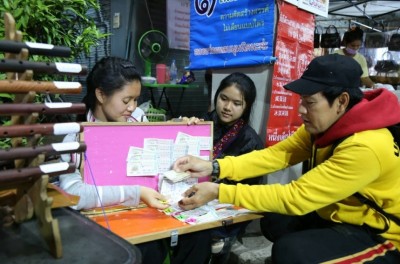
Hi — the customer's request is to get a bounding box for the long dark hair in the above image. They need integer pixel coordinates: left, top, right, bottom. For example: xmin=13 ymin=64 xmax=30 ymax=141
xmin=213 ymin=72 xmax=257 ymax=123
xmin=77 ymin=56 xmax=141 ymax=121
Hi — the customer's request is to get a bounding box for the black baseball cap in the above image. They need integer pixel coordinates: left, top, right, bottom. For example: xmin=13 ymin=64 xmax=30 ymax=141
xmin=284 ymin=54 xmax=363 ymax=95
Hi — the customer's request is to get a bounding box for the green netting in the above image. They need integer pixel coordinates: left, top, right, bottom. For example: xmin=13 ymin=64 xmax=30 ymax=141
xmin=146 ymin=106 xmax=166 ymax=122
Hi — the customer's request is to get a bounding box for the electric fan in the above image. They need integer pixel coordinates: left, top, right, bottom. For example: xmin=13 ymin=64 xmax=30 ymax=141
xmin=138 ymin=30 xmax=169 ymax=79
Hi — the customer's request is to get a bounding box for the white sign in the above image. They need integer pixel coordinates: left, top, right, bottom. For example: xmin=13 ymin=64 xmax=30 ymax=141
xmin=285 ymin=0 xmax=329 ymax=18
xmin=167 ymin=0 xmax=190 ymax=50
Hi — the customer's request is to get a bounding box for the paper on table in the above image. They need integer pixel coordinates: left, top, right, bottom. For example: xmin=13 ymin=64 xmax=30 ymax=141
xmin=159 ymin=177 xmax=198 ymax=204
xmin=162 ymin=199 xmax=252 ymax=225
xmin=160 ymin=180 xmax=253 ymax=224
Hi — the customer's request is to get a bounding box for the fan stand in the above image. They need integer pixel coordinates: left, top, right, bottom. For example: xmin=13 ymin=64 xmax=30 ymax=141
xmin=144 ymin=61 xmax=152 ymax=77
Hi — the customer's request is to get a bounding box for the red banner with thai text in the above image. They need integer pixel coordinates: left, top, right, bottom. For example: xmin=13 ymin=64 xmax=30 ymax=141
xmin=265 ymin=1 xmax=314 ymax=146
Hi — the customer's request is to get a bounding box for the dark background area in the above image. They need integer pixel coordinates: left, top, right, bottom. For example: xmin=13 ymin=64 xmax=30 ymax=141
xmin=67 ymin=0 xmax=209 ymax=119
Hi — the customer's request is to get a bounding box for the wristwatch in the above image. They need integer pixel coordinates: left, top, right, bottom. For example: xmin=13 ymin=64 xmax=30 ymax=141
xmin=211 ymin=160 xmax=220 ymax=177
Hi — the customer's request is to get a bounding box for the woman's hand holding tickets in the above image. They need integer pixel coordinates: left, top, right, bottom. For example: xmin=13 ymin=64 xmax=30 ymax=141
xmin=173 ymin=155 xmax=213 ymax=178
xmin=170 ymin=116 xmax=203 ymax=125
xmin=182 ymin=116 xmax=204 ymax=125
xmin=140 ymin=186 xmax=169 ymax=210
xmin=178 ymin=182 xmax=219 ymax=210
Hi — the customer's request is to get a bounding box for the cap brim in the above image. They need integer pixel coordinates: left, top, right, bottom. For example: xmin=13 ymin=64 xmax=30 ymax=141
xmin=283 ymin=78 xmax=330 ymax=96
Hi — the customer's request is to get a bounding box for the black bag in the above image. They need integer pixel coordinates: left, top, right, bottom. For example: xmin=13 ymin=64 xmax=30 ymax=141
xmin=320 ymin=25 xmax=341 ymax=48
xmin=388 ymin=28 xmax=400 ymax=51
xmin=365 ymin=31 xmax=388 ymax=48
xmin=314 ymin=26 xmax=322 ymax=48
xmin=374 ymin=51 xmax=400 ymax=73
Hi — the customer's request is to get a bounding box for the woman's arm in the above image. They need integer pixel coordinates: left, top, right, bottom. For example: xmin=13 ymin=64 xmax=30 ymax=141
xmin=58 ymin=133 xmax=168 ymax=210
xmin=361 ymin=76 xmax=375 ymax=88
xmin=59 ymin=172 xmax=140 ymax=210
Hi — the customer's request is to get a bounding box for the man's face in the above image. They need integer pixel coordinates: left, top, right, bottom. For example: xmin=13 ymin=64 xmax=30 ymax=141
xmin=298 ymin=92 xmax=342 ymax=135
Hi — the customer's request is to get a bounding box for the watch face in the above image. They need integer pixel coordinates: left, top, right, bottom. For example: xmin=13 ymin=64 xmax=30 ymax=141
xmin=212 ymin=160 xmax=219 ymax=176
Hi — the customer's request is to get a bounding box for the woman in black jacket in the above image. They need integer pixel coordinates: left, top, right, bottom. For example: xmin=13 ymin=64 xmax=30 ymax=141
xmin=204 ymin=72 xmax=264 ymax=263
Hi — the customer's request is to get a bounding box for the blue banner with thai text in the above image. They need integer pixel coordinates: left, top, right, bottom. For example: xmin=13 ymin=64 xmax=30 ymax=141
xmin=189 ymin=0 xmax=275 ymax=70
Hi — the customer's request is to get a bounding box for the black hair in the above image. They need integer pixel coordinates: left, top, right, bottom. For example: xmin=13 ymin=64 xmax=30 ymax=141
xmin=342 ymin=27 xmax=364 ymax=45
xmin=213 ymin=72 xmax=257 ymax=123
xmin=322 ymin=86 xmax=364 ymax=111
xmin=77 ymin=56 xmax=141 ymax=121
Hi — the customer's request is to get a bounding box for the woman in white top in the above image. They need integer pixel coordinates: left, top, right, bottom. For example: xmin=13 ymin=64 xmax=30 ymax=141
xmin=59 ymin=56 xmax=211 ymax=264
xmin=59 ymin=57 xmax=165 ymax=210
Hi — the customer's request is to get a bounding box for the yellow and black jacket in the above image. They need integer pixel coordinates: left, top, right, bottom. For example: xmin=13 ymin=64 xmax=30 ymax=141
xmin=217 ymin=89 xmax=400 ymax=249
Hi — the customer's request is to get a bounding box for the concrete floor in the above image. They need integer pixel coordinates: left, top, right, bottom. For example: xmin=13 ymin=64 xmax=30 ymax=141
xmin=228 ymin=219 xmax=273 ymax=264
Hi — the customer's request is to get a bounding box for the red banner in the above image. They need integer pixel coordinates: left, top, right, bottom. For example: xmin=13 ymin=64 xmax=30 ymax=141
xmin=265 ymin=1 xmax=314 ymax=146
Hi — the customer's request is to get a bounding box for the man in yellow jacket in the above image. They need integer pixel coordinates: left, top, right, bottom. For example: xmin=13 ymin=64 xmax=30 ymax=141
xmin=173 ymin=54 xmax=400 ymax=263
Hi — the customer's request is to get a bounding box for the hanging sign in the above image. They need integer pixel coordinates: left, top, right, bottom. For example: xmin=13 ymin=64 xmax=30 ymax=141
xmin=189 ymin=0 xmax=275 ymax=70
xmin=298 ymin=0 xmax=329 ymax=18
xmin=266 ymin=1 xmax=314 ymax=146
xmin=167 ymin=0 xmax=190 ymax=50
xmin=285 ymin=0 xmax=329 ymax=18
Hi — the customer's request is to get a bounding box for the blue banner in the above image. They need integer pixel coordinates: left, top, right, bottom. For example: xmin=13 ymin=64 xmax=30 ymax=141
xmin=189 ymin=0 xmax=275 ymax=70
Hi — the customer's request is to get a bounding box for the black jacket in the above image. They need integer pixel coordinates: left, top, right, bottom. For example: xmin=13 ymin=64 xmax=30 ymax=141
xmin=204 ymin=111 xmax=264 ymax=185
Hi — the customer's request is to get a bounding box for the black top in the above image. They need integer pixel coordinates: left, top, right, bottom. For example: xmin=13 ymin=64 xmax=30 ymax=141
xmin=204 ymin=111 xmax=264 ymax=185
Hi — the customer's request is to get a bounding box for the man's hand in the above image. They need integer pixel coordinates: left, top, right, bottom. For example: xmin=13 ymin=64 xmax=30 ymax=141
xmin=178 ymin=182 xmax=219 ymax=210
xmin=173 ymin=155 xmax=213 ymax=178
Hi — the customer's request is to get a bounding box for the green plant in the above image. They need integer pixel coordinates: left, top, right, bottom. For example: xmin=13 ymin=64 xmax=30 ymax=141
xmin=0 ymin=0 xmax=108 ymax=149
xmin=0 ymin=0 xmax=108 ymax=58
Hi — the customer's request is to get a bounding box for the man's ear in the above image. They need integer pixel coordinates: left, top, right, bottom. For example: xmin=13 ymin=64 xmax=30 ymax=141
xmin=95 ymin=88 xmax=104 ymax=104
xmin=338 ymin=92 xmax=350 ymax=111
